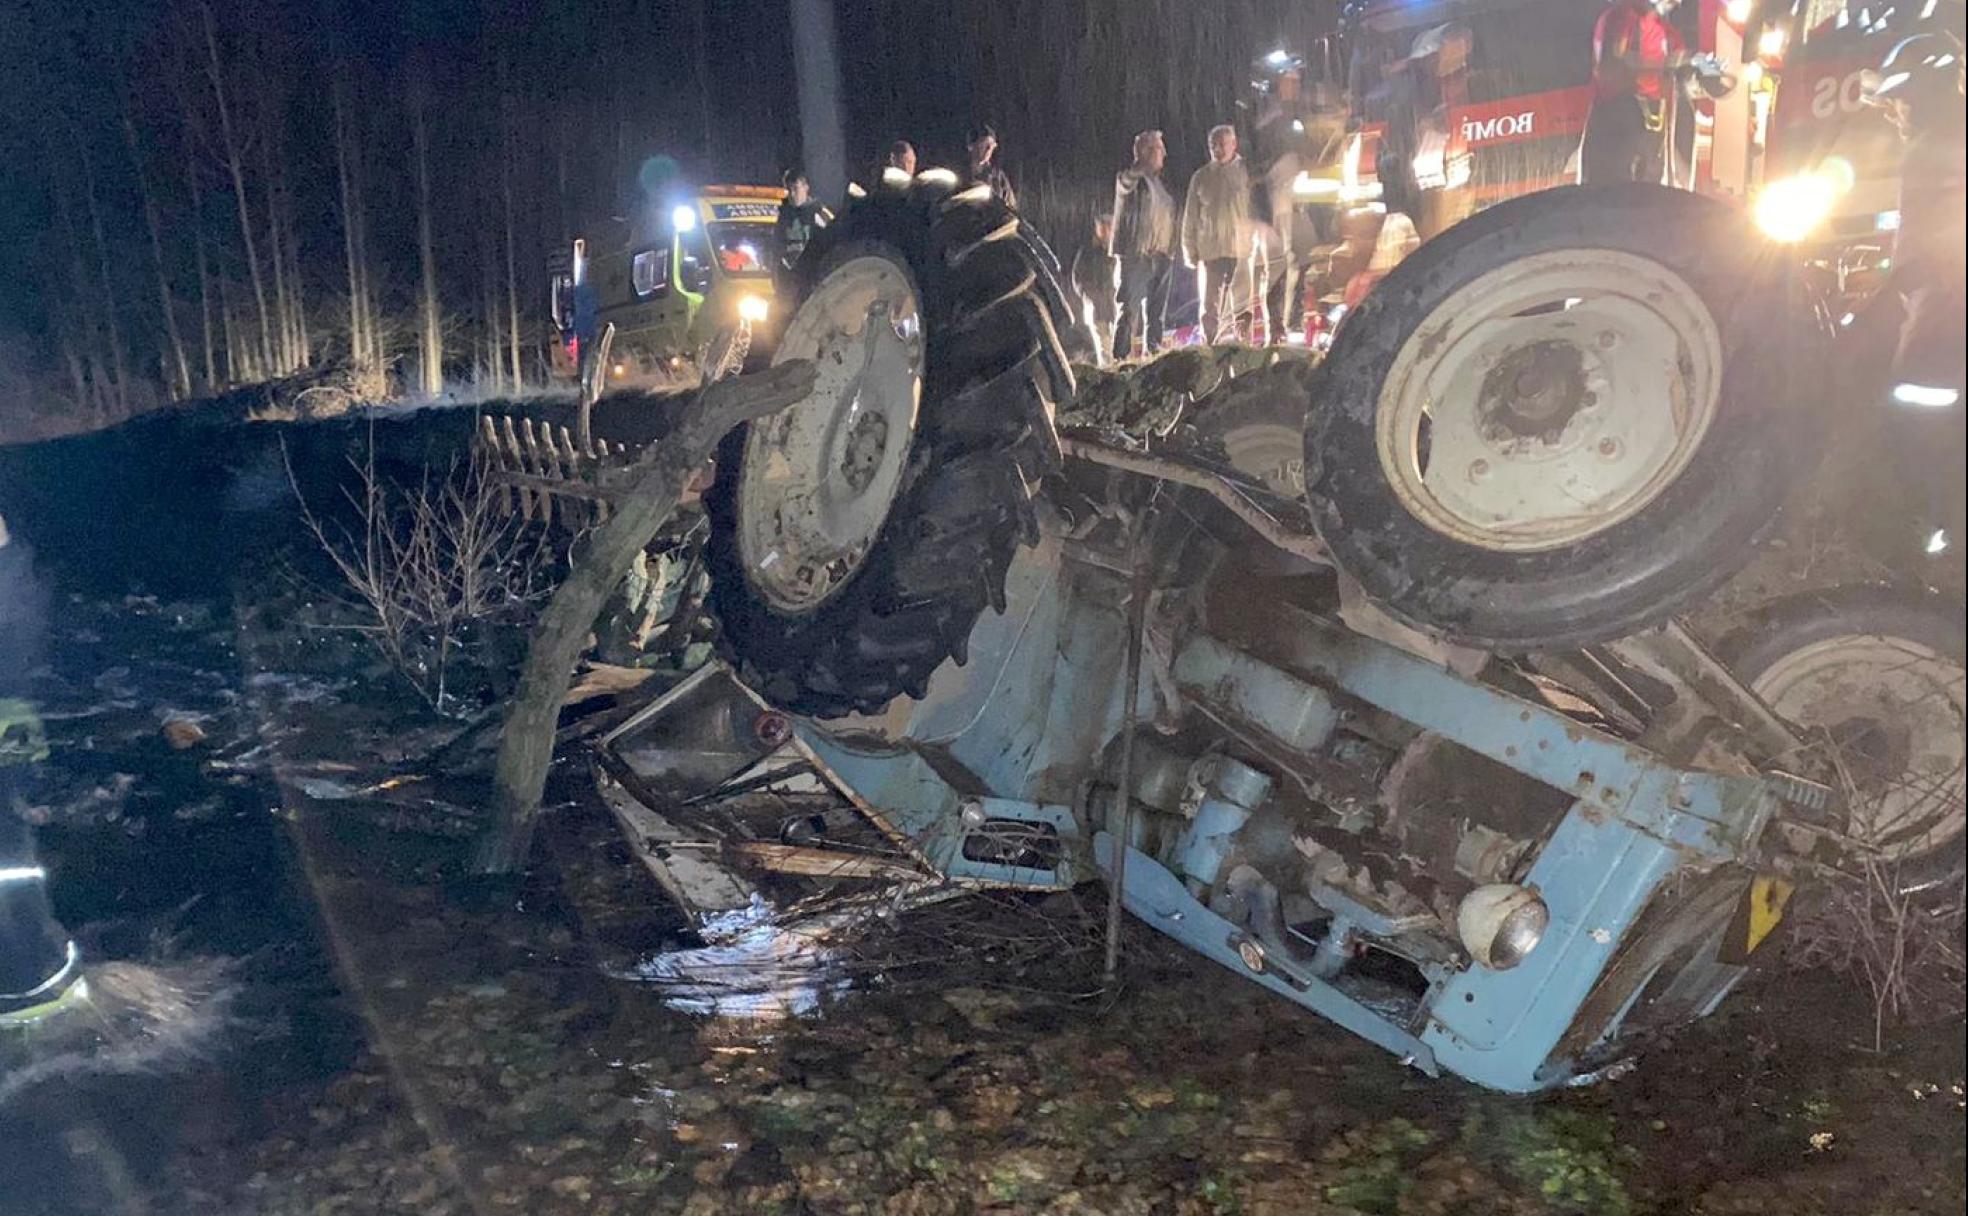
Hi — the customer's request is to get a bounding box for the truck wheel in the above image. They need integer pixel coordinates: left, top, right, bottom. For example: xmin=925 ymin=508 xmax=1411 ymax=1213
xmin=1718 ymin=584 xmax=1966 ymax=891
xmin=1304 ymin=185 xmax=1828 ymax=649
xmin=703 ymin=181 xmax=1072 ymax=718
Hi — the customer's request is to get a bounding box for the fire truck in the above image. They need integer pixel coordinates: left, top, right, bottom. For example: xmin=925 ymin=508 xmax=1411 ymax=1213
xmin=1290 ymin=2 xmax=1928 ymax=326
xmin=1325 ymin=1 xmax=1771 ymax=232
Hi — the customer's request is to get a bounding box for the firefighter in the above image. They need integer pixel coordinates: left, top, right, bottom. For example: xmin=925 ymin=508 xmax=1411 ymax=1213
xmin=0 ymin=513 xmax=84 ymax=1029
xmin=1580 ymin=0 xmax=1686 ymax=185
xmin=1873 ymin=25 xmax=1968 ymax=410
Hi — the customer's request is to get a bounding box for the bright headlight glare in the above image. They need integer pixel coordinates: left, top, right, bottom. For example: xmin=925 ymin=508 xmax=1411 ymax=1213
xmin=1753 ymin=171 xmax=1845 ymax=242
xmin=1457 ymin=883 xmax=1550 ymax=970
xmin=1893 ymin=382 xmax=1961 ymax=408
xmin=1293 ymin=171 xmax=1341 ymax=199
xmin=671 ymin=204 xmax=698 ymax=232
xmin=736 ymin=294 xmax=769 ymax=323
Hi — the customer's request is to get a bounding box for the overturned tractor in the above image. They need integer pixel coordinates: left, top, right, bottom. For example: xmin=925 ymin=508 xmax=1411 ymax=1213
xmin=581 ymin=177 xmax=1965 ymax=1092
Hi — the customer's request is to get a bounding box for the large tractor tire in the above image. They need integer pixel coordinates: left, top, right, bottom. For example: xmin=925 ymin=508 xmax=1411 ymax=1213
xmin=1305 ymin=185 xmax=1829 ymax=650
xmin=703 ymin=179 xmax=1074 ymax=718
xmin=1718 ymin=583 xmax=1966 ymax=892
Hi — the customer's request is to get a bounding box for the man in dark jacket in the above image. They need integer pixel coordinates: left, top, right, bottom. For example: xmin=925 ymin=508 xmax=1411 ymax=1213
xmin=774 ymin=168 xmax=831 ymax=278
xmin=1110 ymin=129 xmax=1176 ymax=359
xmin=965 ymin=123 xmax=1018 ymax=210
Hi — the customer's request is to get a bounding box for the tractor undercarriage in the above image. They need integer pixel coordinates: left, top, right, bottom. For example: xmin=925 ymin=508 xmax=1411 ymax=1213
xmin=483 ymin=179 xmax=1964 ymax=1094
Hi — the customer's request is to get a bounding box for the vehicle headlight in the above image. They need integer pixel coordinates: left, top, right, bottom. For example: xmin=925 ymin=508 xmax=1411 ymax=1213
xmin=1892 ymin=382 xmax=1961 ymax=409
xmin=1457 ymin=883 xmax=1550 ymax=970
xmin=671 ymin=204 xmax=698 ymax=233
xmin=1753 ymin=163 xmax=1853 ymax=243
xmin=1293 ymin=171 xmax=1342 ymax=199
xmin=737 ymin=294 xmax=769 ymax=324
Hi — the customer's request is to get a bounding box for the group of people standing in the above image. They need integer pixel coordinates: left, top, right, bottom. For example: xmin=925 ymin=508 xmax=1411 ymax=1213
xmin=776 ymin=116 xmax=1265 ymax=365
xmin=774 ymin=123 xmax=1017 ymax=276
xmin=1073 ymin=124 xmax=1264 ymax=364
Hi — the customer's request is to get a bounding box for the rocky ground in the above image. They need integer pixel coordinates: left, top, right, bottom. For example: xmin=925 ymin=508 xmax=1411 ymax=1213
xmin=0 ymin=386 xmax=1962 ymax=1215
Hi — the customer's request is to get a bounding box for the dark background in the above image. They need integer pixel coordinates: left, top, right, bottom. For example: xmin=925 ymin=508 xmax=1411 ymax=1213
xmin=0 ymin=0 xmax=1332 ymax=435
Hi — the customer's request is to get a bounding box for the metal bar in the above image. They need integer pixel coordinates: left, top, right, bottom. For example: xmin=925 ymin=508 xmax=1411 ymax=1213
xmin=484 ymin=471 xmax=621 ymax=503
xmin=1103 ymin=524 xmax=1153 ymax=988
xmin=1601 ymin=621 xmax=1808 ymax=762
xmin=1058 ymin=436 xmax=1328 ymax=565
xmin=727 ymin=842 xmax=926 ymax=882
xmin=500 ymin=414 xmax=535 ymax=522
xmin=1097 ymin=833 xmax=1438 ymax=1073
xmin=1205 ymin=601 xmax=1774 ymax=856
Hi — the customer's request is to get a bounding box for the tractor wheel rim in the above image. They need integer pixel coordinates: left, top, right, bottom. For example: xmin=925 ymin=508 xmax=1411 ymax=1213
xmin=738 ymin=255 xmax=923 ymax=614
xmin=1375 ymin=251 xmax=1722 ymax=552
xmin=1753 ymin=634 xmax=1967 ymax=867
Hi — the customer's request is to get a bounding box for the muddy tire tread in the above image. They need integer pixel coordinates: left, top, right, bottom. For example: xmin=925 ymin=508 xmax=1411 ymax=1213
xmin=704 ymin=181 xmax=1073 ymax=717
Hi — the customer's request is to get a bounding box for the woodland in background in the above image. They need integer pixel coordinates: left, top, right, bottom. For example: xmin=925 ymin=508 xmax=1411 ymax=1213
xmin=0 ymin=0 xmax=1327 ymax=442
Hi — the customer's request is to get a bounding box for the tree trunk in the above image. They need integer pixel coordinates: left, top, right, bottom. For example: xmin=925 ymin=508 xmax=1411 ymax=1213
xmin=220 ymin=275 xmax=242 ymax=384
xmin=692 ymin=0 xmax=716 ymax=162
xmin=285 ymin=176 xmax=311 ymax=368
xmin=501 ymin=89 xmax=524 ymax=390
xmin=125 ymin=112 xmax=192 ymax=400
xmin=332 ymin=78 xmax=370 ymax=379
xmin=260 ymin=129 xmax=294 ymax=375
xmin=411 ymin=65 xmax=444 ymax=398
xmin=183 ymin=122 xmax=218 ymax=392
xmin=76 ymin=140 xmax=132 ymax=412
xmin=473 ymin=359 xmax=818 ymax=873
xmin=480 ymin=237 xmax=502 ymax=395
xmin=202 ymin=1 xmax=274 ymax=375
xmin=44 ymin=142 xmax=113 ymax=418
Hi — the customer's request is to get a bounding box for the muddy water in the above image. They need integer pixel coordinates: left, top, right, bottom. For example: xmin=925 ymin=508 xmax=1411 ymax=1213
xmin=0 ymin=575 xmax=1962 ymax=1214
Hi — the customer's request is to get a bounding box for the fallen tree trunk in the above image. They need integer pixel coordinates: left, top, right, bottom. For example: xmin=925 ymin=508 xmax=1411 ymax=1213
xmin=472 ymin=359 xmax=817 ymax=874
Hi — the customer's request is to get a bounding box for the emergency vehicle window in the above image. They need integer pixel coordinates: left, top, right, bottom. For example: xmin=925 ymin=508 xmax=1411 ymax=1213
xmin=1460 ymin=0 xmax=1606 ymax=103
xmin=631 ymin=248 xmax=669 ymax=299
xmin=677 ymin=228 xmax=714 ymax=295
xmin=709 ymin=224 xmax=773 ymax=278
xmin=1795 ymin=0 xmax=1850 ymax=43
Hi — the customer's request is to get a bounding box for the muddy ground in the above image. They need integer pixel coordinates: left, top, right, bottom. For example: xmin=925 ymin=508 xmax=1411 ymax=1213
xmin=0 ymin=423 xmax=1963 ymax=1215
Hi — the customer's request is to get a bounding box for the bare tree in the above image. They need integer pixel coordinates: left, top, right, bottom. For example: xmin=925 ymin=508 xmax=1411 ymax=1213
xmin=500 ymin=86 xmax=524 ymax=390
xmin=180 ymin=117 xmax=218 ymax=392
xmin=332 ymin=75 xmax=374 ymax=384
xmin=76 ymin=138 xmax=132 ymax=412
xmin=200 ymin=1 xmax=273 ymax=374
xmin=410 ymin=59 xmax=444 ymax=397
xmin=124 ymin=110 xmax=193 ymax=400
xmin=261 ymin=124 xmax=295 ymax=373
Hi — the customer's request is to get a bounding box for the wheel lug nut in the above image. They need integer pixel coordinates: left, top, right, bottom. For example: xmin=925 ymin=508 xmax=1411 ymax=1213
xmin=1597 ymin=437 xmax=1622 ymax=459
xmin=1597 ymin=330 xmax=1618 ymax=350
xmin=1469 ymin=459 xmax=1491 ymax=481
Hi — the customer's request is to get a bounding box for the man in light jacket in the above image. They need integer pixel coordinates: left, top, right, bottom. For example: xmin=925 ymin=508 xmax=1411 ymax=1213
xmin=1110 ymin=129 xmax=1177 ymax=359
xmin=1181 ymin=124 xmax=1253 ymax=344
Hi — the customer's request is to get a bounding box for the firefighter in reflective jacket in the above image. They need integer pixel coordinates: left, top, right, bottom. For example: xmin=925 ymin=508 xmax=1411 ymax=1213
xmin=1581 ymin=0 xmax=1686 ymax=184
xmin=0 ymin=513 xmax=84 ymax=1028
